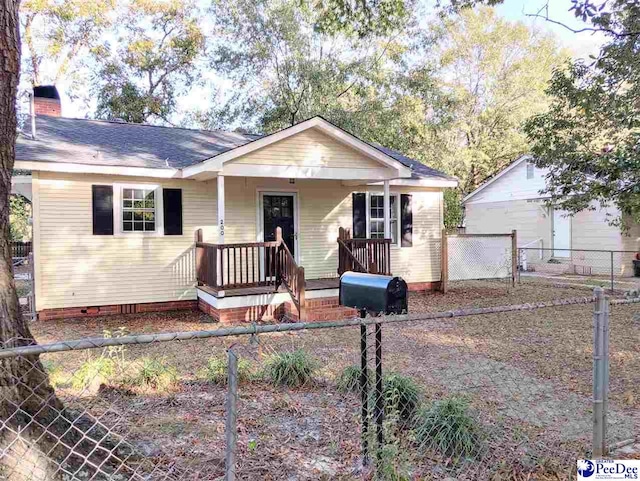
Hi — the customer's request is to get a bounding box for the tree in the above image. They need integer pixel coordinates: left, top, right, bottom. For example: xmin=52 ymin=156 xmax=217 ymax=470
xmin=3 ymin=5 xmax=143 ymax=478
xmin=20 ymin=0 xmax=116 ymax=86
xmin=94 ymin=0 xmax=205 ymax=124
xmin=310 ymin=0 xmax=412 ymax=38
xmin=205 ymin=0 xmax=431 ymax=138
xmin=422 ymin=7 xmax=567 ymax=196
xmin=9 ymin=195 xmax=31 ymax=241
xmin=525 ymin=1 xmax=640 ymax=225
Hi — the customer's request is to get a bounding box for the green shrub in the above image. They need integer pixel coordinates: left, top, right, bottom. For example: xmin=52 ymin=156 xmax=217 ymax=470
xmin=133 ymin=358 xmax=178 ymax=391
xmin=71 ymin=357 xmax=115 ymax=391
xmin=265 ymin=350 xmax=317 ymax=387
xmin=42 ymin=360 xmax=67 ymax=388
xmin=205 ymin=356 xmax=253 ymax=384
xmin=336 ymin=365 xmax=374 ymax=393
xmin=414 ymin=397 xmax=482 ymax=459
xmin=381 ymin=373 xmax=420 ymax=422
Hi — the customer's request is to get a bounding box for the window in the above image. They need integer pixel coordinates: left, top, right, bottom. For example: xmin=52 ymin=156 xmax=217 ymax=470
xmin=122 ymin=187 xmax=156 ymax=232
xmin=369 ymin=194 xmax=398 ymax=244
xmin=526 ymin=163 xmax=535 ymax=179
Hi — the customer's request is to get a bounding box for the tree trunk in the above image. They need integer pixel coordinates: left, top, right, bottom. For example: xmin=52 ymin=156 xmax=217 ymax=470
xmin=0 ymin=3 xmax=142 ymax=479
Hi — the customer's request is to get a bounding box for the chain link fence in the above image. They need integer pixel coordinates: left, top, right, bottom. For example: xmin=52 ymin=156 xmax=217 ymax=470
xmin=12 ymin=252 xmax=36 ymax=322
xmin=519 ymin=247 xmax=640 ymax=293
xmin=1 ymin=290 xmax=638 ymax=480
xmin=442 ymin=231 xmax=516 ymax=292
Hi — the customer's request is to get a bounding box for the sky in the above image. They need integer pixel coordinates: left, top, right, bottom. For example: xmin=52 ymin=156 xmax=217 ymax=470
xmin=496 ymin=0 xmax=606 ymax=58
xmin=41 ymin=0 xmax=609 ymax=121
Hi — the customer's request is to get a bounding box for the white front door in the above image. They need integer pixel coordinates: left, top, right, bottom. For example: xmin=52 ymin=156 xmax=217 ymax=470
xmin=553 ymin=208 xmax=571 ymax=258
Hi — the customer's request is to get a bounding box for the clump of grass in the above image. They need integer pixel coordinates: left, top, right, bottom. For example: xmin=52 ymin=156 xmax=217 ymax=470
xmin=204 ymin=356 xmax=254 ymax=384
xmin=336 ymin=365 xmax=374 ymax=393
xmin=42 ymin=360 xmax=67 ymax=388
xmin=414 ymin=397 xmax=483 ymax=459
xmin=132 ymin=358 xmax=178 ymax=391
xmin=381 ymin=373 xmax=421 ymax=422
xmin=71 ymin=357 xmax=115 ymax=391
xmin=265 ymin=350 xmax=317 ymax=387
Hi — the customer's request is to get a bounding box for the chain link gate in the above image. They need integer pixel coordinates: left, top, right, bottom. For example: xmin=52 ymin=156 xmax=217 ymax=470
xmin=441 ymin=229 xmax=517 ymax=292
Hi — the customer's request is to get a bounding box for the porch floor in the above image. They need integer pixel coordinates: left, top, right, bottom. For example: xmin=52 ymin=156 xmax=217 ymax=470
xmin=197 ymin=278 xmax=340 ymax=298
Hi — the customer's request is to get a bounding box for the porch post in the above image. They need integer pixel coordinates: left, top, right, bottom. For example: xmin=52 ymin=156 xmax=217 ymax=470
xmin=217 ymin=174 xmax=225 ymax=296
xmin=383 ymin=180 xmax=391 ymax=240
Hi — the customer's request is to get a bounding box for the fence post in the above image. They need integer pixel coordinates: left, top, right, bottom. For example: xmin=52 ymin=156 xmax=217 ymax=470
xmin=610 ymin=251 xmax=614 ymax=293
xmin=225 ymin=347 xmax=239 ymax=481
xmin=592 ymin=287 xmax=609 ymax=457
xmin=359 ymin=315 xmax=369 ymax=466
xmin=374 ymin=321 xmax=384 ymax=465
xmin=440 ymin=228 xmax=448 ymax=293
xmin=28 ymin=251 xmax=36 ymax=321
xmin=511 ymin=230 xmax=517 ymax=287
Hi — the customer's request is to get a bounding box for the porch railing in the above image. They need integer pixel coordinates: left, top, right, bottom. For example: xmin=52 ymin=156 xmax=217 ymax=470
xmin=11 ymin=241 xmax=32 ymax=259
xmin=195 ymin=240 xmax=280 ymax=290
xmin=275 ymin=238 xmax=305 ymax=320
xmin=195 ymin=228 xmax=306 ymax=319
xmin=337 ymin=227 xmax=391 ymax=276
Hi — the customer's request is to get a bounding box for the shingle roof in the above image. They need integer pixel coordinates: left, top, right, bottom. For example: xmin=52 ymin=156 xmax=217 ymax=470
xmin=16 ymin=116 xmax=259 ymax=169
xmin=16 ymin=115 xmax=454 ymax=181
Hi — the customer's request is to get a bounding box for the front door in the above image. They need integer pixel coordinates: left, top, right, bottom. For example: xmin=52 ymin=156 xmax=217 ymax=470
xmin=263 ymin=194 xmax=296 ymax=256
xmin=553 ymin=208 xmax=571 ymax=258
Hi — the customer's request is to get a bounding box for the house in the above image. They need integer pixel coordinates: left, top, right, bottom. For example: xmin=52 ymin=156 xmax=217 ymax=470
xmin=463 ymin=155 xmax=640 ymax=276
xmin=16 ymin=86 xmax=457 ymax=322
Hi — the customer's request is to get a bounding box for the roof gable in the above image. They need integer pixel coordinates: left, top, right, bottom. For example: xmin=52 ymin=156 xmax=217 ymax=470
xmin=463 ymin=155 xmax=533 ymax=203
xmin=182 ymin=117 xmax=413 ymax=179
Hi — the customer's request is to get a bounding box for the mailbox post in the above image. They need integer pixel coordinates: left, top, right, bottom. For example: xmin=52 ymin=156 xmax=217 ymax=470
xmin=339 ymin=272 xmax=408 ymax=467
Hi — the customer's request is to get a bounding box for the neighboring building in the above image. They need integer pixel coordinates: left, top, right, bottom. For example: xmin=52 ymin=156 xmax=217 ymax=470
xmin=11 ymin=175 xmax=32 ymax=201
xmin=17 ymin=86 xmax=457 ymax=322
xmin=463 ymin=155 xmax=640 ymax=276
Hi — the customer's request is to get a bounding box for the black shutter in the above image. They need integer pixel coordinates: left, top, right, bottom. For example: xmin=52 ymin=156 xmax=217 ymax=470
xmin=401 ymin=194 xmax=412 ymax=247
xmin=352 ymin=193 xmax=366 ymax=238
xmin=163 ymin=188 xmax=183 ymax=235
xmin=92 ymin=185 xmax=113 ymax=235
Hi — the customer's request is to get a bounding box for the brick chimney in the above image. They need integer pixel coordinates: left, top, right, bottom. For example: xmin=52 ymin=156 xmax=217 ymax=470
xmin=33 ymin=85 xmax=61 ymax=117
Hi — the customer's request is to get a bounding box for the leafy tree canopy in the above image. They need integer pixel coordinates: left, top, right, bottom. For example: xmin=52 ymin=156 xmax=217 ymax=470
xmin=93 ymin=0 xmax=205 ymax=124
xmin=525 ymin=1 xmax=640 ymax=225
xmin=20 ymin=0 xmax=116 ymax=86
xmin=310 ymin=0 xmax=413 ymax=38
xmin=10 ymin=195 xmax=32 ymax=242
xmin=424 ymin=7 xmax=568 ymax=195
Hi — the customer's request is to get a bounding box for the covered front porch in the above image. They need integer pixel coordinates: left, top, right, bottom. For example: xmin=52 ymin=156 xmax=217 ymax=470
xmin=194 ymin=226 xmax=392 ymax=321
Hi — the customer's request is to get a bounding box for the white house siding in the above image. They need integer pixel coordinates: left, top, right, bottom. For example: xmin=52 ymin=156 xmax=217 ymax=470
xmin=33 ymin=171 xmax=217 ymax=311
xmin=212 ymin=177 xmax=443 ymax=283
xmin=34 ymin=173 xmax=444 ymax=311
xmin=464 ymin=156 xmax=638 ymax=276
xmin=229 ymin=129 xmax=382 ymax=170
xmin=464 ymin=199 xmax=552 ymax=249
xmin=464 ymin=159 xmax=548 ymax=205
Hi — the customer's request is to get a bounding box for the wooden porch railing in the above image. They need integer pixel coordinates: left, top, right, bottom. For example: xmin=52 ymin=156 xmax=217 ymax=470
xmin=195 ymin=228 xmax=306 ymax=319
xmin=195 ymin=240 xmax=280 ymax=290
xmin=337 ymin=227 xmax=391 ymax=276
xmin=275 ymin=234 xmax=305 ymax=320
xmin=11 ymin=241 xmax=32 ymax=258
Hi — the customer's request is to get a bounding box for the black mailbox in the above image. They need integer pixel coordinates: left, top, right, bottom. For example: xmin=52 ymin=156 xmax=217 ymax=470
xmin=339 ymin=271 xmax=408 ymax=315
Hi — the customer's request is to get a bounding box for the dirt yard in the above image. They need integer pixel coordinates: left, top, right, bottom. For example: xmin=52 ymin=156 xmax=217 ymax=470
xmin=26 ymin=280 xmax=640 ymax=480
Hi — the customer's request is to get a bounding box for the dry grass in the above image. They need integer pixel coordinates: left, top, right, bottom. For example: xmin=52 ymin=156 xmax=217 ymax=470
xmin=26 ymin=280 xmax=640 ymax=479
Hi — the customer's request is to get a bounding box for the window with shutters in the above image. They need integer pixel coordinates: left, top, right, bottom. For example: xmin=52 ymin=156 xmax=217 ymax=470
xmin=368 ymin=194 xmax=399 ymax=245
xmin=122 ymin=188 xmax=156 ymax=232
xmin=113 ymin=184 xmax=164 ymax=236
